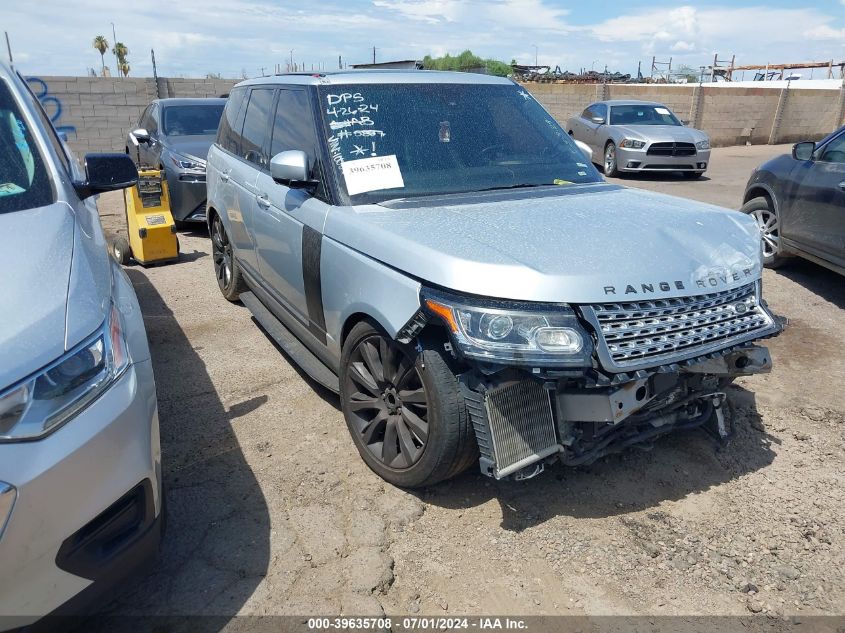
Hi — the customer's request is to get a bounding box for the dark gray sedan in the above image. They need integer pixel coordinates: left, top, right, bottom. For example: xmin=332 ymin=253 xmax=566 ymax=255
xmin=126 ymin=98 xmax=225 ymax=222
xmin=742 ymin=126 xmax=845 ymax=274
xmin=567 ymin=100 xmax=711 ymax=178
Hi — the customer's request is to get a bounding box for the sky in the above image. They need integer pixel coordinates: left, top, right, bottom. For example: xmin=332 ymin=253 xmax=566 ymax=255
xmin=4 ymin=0 xmax=845 ymax=79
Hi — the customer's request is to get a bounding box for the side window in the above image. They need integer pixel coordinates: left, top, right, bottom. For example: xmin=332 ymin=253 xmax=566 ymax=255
xmin=147 ymin=105 xmax=159 ymax=135
xmin=240 ymin=88 xmax=274 ymax=168
xmin=269 ymin=89 xmax=317 ymax=160
xmin=581 ymin=106 xmax=594 ymax=120
xmin=593 ymin=103 xmax=607 ymax=122
xmin=138 ymin=105 xmax=151 ymax=130
xmin=269 ymin=88 xmax=327 ymax=199
xmin=217 ymin=87 xmax=247 ymax=155
xmin=19 ymin=77 xmax=70 ymax=173
xmin=819 ymin=134 xmax=845 ymax=164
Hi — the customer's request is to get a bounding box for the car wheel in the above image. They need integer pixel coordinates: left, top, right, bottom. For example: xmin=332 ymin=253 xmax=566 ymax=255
xmin=604 ymin=141 xmax=619 ymax=177
xmin=683 ymin=171 xmax=704 ymax=179
xmin=111 ymin=235 xmax=131 ymax=266
xmin=211 ymin=213 xmax=247 ymax=300
xmin=340 ymin=321 xmax=477 ymax=488
xmin=740 ymin=196 xmax=785 ymax=268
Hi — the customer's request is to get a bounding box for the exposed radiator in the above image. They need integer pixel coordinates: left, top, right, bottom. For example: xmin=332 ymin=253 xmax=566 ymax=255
xmin=464 ymin=379 xmax=559 ymax=479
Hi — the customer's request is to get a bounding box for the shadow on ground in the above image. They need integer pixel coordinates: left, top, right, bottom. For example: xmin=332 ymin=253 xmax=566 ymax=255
xmin=776 ymin=259 xmax=845 ymax=310
xmin=82 ymin=267 xmax=271 ymax=633
xmin=420 ymin=385 xmax=775 ymax=532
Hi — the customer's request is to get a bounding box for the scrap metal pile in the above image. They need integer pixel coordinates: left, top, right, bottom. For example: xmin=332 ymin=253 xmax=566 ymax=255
xmin=512 ymin=64 xmax=632 ymax=83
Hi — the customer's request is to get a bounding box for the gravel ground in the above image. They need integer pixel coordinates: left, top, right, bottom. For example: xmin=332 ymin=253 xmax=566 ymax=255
xmin=92 ymin=144 xmax=843 ymax=627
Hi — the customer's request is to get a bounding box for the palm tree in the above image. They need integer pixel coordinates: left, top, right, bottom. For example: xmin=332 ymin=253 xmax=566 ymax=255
xmin=112 ymin=42 xmax=129 ymax=65
xmin=120 ymin=62 xmax=130 ymax=77
xmin=92 ymin=35 xmax=109 ymax=75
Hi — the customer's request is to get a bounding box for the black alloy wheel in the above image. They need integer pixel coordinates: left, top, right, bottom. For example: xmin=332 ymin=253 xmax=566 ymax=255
xmin=344 ymin=332 xmax=430 ymax=470
xmin=211 ymin=214 xmax=246 ymax=300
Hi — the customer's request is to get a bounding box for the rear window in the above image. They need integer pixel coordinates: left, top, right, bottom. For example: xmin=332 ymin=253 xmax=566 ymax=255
xmin=0 ymin=79 xmax=53 ymax=213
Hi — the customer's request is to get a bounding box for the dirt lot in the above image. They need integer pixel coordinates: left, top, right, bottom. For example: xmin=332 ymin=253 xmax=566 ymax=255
xmin=93 ymin=144 xmax=843 ymax=627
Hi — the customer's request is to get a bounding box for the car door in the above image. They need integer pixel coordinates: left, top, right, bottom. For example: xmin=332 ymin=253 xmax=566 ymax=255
xmin=253 ymin=87 xmax=330 ymax=334
xmin=228 ymin=86 xmax=275 ymax=276
xmin=781 ymin=131 xmax=845 ymax=264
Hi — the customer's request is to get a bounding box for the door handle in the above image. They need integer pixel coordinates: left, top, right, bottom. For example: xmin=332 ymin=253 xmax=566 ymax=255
xmin=256 ymin=194 xmax=271 ymax=208
xmin=220 ymin=170 xmax=230 ymax=182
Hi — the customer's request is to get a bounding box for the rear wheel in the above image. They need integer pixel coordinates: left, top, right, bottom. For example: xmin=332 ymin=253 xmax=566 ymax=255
xmin=740 ymin=196 xmax=785 ymax=268
xmin=604 ymin=141 xmax=619 ymax=177
xmin=339 ymin=321 xmax=477 ymax=488
xmin=211 ymin=213 xmax=247 ymax=300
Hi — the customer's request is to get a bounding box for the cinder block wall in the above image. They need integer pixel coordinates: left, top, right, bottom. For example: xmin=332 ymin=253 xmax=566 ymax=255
xmin=23 ymin=74 xmax=845 ymax=157
xmin=523 ymin=82 xmax=844 ymax=147
xmin=25 ymin=75 xmax=237 ymax=158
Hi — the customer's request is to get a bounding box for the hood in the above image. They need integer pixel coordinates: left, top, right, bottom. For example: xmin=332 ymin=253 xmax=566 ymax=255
xmin=163 ymin=135 xmax=216 ymax=163
xmin=0 ymin=200 xmax=111 ymax=391
xmin=614 ymin=125 xmax=707 ymax=143
xmin=0 ymin=203 xmax=74 ymax=390
xmin=324 ymin=184 xmax=761 ymax=304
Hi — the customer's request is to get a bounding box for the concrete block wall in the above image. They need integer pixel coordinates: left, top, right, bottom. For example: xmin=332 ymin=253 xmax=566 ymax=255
xmin=25 ymin=75 xmax=237 ymax=158
xmin=523 ymin=82 xmax=843 ymax=147
xmin=22 ymin=74 xmax=845 ymax=158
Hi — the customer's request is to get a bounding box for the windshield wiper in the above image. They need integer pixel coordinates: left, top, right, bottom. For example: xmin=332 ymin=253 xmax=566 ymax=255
xmin=476 ymin=183 xmax=554 ymax=192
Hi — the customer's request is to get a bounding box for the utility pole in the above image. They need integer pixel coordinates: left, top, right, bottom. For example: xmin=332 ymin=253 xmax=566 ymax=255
xmin=111 ymin=22 xmax=119 ymax=78
xmin=338 ymin=55 xmax=342 ymax=70
xmin=4 ymin=31 xmax=12 ymax=64
xmin=259 ymin=66 xmax=266 ymax=77
xmin=532 ymin=44 xmax=537 ymax=67
xmin=373 ymin=46 xmax=376 ymax=64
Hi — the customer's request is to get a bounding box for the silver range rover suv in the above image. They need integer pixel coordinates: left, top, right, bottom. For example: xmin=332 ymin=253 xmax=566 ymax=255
xmin=206 ymin=71 xmax=781 ymax=488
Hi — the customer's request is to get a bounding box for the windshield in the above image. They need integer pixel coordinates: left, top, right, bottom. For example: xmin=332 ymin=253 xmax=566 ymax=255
xmin=317 ymin=83 xmax=601 ymax=203
xmin=0 ymin=79 xmax=53 ymax=213
xmin=162 ymin=104 xmax=224 ymax=136
xmin=609 ymin=104 xmax=681 ymax=126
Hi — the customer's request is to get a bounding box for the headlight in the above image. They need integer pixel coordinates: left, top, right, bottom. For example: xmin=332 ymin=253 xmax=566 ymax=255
xmin=170 ymin=153 xmax=205 ymax=172
xmin=423 ymin=289 xmax=593 ymax=366
xmin=619 ymin=139 xmax=646 ymax=149
xmin=0 ymin=304 xmax=129 ymax=442
xmin=696 ymin=139 xmax=710 ymax=150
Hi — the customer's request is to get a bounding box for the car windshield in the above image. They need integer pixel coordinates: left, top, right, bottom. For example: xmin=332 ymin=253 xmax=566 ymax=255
xmin=316 ymin=82 xmax=601 ymax=203
xmin=0 ymin=79 xmax=53 ymax=213
xmin=162 ymin=104 xmax=224 ymax=136
xmin=610 ymin=104 xmax=681 ymax=126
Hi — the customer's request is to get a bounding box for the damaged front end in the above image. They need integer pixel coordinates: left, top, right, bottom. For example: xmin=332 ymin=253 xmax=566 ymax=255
xmin=417 ymin=282 xmax=782 ymax=481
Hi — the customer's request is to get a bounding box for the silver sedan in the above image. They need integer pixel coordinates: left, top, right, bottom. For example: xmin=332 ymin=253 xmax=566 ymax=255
xmin=567 ymin=100 xmax=711 ymax=178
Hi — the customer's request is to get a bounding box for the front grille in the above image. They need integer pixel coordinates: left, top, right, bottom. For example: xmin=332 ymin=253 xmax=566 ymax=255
xmin=484 ymin=381 xmax=558 ymax=478
xmin=647 ymin=142 xmax=696 ymax=156
xmin=582 ymin=283 xmax=776 ymax=370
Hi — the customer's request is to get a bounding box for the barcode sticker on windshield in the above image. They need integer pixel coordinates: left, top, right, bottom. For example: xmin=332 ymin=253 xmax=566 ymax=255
xmin=341 ymin=154 xmax=404 ymax=195
xmin=654 ymin=107 xmax=671 ymax=115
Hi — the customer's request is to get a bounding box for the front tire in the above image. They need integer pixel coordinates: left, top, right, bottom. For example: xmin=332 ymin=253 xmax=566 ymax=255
xmin=604 ymin=141 xmax=619 ymax=177
xmin=111 ymin=235 xmax=131 ymax=266
xmin=211 ymin=213 xmax=247 ymax=301
xmin=683 ymin=171 xmax=704 ymax=179
xmin=740 ymin=196 xmax=785 ymax=268
xmin=339 ymin=321 xmax=477 ymax=488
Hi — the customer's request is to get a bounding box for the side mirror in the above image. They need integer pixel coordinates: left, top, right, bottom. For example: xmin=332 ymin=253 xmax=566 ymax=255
xmin=74 ymin=153 xmax=138 ymax=199
xmin=591 ymin=116 xmax=605 ymax=125
xmin=270 ymin=150 xmax=316 ymax=188
xmin=131 ymin=128 xmax=150 ymax=144
xmin=792 ymin=141 xmax=815 ymax=161
xmin=680 ymin=119 xmax=690 ymax=126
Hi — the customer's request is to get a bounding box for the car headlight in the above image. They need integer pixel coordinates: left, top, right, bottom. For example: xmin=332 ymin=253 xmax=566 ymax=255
xmin=619 ymin=139 xmax=646 ymax=149
xmin=0 ymin=304 xmax=130 ymax=442
xmin=422 ymin=289 xmax=593 ymax=366
xmin=696 ymin=139 xmax=710 ymax=150
xmin=169 ymin=153 xmax=205 ymax=172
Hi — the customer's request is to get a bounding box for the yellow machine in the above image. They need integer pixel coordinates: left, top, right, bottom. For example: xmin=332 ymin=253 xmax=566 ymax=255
xmin=111 ymin=168 xmax=179 ymax=266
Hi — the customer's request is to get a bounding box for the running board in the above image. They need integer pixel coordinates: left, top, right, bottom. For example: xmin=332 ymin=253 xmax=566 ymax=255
xmin=239 ymin=291 xmax=340 ymax=393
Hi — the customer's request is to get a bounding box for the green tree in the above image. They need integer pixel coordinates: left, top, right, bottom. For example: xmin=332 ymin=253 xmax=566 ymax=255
xmin=112 ymin=42 xmax=129 ymax=65
xmin=92 ymin=35 xmax=109 ymax=75
xmin=422 ymin=50 xmax=512 ymax=77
